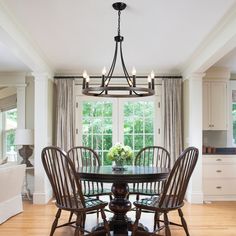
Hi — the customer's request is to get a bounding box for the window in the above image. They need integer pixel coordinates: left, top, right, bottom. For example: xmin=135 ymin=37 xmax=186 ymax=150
xmin=233 ymin=102 xmax=236 ymax=145
xmin=76 ymin=95 xmax=161 ymax=165
xmin=2 ymin=108 xmax=17 ymax=161
xmin=82 ymin=101 xmax=113 ymax=165
xmin=123 ymin=101 xmax=154 ymax=158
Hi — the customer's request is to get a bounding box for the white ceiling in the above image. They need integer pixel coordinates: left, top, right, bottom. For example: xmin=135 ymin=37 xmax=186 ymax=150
xmin=1 ymin=0 xmax=236 ymax=74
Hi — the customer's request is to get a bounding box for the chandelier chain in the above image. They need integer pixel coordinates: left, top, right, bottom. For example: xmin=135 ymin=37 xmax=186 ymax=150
xmin=118 ymin=10 xmax=121 ymax=36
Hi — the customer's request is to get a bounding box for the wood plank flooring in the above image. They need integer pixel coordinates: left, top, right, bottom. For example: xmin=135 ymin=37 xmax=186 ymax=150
xmin=0 ymin=200 xmax=236 ymax=236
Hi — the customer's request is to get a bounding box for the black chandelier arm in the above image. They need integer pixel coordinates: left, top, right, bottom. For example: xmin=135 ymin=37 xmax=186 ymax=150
xmin=119 ymin=41 xmax=143 ymax=96
xmin=106 ymin=41 xmax=118 ymax=85
xmin=119 ymin=42 xmax=132 ymax=86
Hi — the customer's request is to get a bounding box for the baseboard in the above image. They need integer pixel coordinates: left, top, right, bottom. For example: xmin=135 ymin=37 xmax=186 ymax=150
xmin=33 ymin=189 xmax=52 ymax=204
xmin=204 ymin=195 xmax=236 ymax=201
xmin=186 ymin=190 xmax=203 ymax=204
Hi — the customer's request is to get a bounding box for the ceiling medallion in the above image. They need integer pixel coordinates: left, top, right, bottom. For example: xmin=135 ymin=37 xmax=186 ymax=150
xmin=82 ymin=2 xmax=155 ymax=97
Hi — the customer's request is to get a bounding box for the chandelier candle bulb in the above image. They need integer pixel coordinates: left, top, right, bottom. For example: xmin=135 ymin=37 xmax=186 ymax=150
xmin=86 ymin=75 xmax=90 ymax=88
xmin=151 ymin=70 xmax=155 ymax=89
xmin=82 ymin=70 xmax=88 ymax=89
xmin=82 ymin=77 xmax=86 ymax=89
xmin=132 ymin=67 xmax=136 ymax=87
xmin=148 ymin=75 xmax=152 ymax=89
xmin=101 ymin=67 xmax=106 ymax=87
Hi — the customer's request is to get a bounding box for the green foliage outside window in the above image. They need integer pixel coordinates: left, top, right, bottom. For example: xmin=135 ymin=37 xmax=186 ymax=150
xmin=232 ymin=104 xmax=236 ymax=144
xmin=82 ymin=101 xmax=154 ymax=165
xmin=5 ymin=108 xmax=17 ymax=152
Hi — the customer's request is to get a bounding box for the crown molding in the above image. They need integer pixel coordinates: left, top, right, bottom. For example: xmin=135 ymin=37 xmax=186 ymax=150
xmin=0 ymin=1 xmax=53 ymax=74
xmin=182 ymin=2 xmax=236 ymax=77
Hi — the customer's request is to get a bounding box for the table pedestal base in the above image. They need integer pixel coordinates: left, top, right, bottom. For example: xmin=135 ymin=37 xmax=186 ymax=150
xmin=92 ymin=182 xmax=149 ymax=235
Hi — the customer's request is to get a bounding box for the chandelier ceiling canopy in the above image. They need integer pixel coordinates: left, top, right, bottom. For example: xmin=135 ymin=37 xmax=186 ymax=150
xmin=82 ymin=2 xmax=155 ymax=98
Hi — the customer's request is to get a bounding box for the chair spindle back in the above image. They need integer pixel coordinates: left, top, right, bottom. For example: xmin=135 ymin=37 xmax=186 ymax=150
xmin=159 ymin=147 xmax=199 ymax=209
xmin=42 ymin=146 xmax=85 ymax=209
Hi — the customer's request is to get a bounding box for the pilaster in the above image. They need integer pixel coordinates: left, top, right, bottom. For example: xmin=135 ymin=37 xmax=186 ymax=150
xmin=33 ymin=72 xmax=53 ymax=204
xmin=184 ymin=73 xmax=204 ymax=203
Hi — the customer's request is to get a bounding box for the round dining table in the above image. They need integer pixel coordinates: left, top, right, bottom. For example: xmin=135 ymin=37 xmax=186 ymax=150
xmin=77 ymin=165 xmax=170 ymax=235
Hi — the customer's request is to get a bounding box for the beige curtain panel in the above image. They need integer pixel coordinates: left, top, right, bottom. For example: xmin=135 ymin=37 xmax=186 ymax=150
xmin=162 ymin=78 xmax=183 ymax=167
xmin=55 ymin=79 xmax=75 ymax=151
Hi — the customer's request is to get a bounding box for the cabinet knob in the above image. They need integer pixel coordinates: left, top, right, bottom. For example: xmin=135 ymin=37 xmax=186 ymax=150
xmin=216 ymin=170 xmax=222 ymax=173
xmin=216 ymin=159 xmax=222 ymax=161
xmin=216 ymin=186 xmax=222 ymax=189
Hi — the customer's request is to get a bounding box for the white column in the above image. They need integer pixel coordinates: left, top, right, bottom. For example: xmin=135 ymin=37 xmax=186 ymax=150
xmin=16 ymin=86 xmax=26 ymax=128
xmin=33 ymin=72 xmax=53 ymax=204
xmin=184 ymin=73 xmax=205 ymax=203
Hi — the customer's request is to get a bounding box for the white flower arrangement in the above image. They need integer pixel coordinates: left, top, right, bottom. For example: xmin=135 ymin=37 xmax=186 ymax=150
xmin=107 ymin=143 xmax=133 ymax=165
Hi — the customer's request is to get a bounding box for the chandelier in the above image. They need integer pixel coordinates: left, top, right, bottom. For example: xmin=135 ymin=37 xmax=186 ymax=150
xmin=82 ymin=2 xmax=155 ymax=97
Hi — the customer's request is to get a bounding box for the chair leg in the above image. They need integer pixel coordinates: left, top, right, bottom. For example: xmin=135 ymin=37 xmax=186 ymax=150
xmin=100 ymin=208 xmax=111 ymax=236
xmin=178 ymin=209 xmax=190 ymax=236
xmin=154 ymin=211 xmax=160 ymax=231
xmin=132 ymin=208 xmax=141 ymax=236
xmin=74 ymin=213 xmax=83 ymax=236
xmin=68 ymin=212 xmax=74 ymax=223
xmin=50 ymin=209 xmax=61 ymax=236
xmin=136 ymin=194 xmax=140 ymax=201
xmin=109 ymin=193 xmax=113 ymax=201
xmin=163 ymin=213 xmax=171 ymax=236
xmin=96 ymin=196 xmax=99 ymax=221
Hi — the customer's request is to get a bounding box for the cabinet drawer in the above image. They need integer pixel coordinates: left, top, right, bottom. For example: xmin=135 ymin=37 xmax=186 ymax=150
xmin=203 ymin=165 xmax=236 ymax=178
xmin=203 ymin=156 xmax=236 ymax=164
xmin=203 ymin=179 xmax=236 ymax=195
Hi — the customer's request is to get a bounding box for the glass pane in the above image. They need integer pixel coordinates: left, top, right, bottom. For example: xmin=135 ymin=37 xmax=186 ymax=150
xmin=134 ymin=102 xmax=143 ymax=116
xmin=145 ymin=118 xmax=154 ymax=133
xmin=124 ymin=102 xmax=133 ymax=116
xmin=93 ymin=118 xmax=103 ymax=134
xmin=134 ymin=135 xmax=144 ymax=151
xmin=82 ymin=118 xmax=91 ymax=134
xmin=93 ymin=102 xmax=103 ymax=117
xmin=233 ymin=104 xmax=236 ymax=144
xmin=124 ymin=118 xmax=133 ymax=134
xmin=103 ymin=103 xmax=112 ymax=117
xmin=103 ymin=135 xmax=112 ymax=150
xmin=83 ymin=102 xmax=92 ymax=116
xmin=145 ymin=135 xmax=154 ymax=146
xmin=93 ymin=135 xmax=102 ymax=150
xmin=104 ymin=118 xmax=112 ymax=134
xmin=144 ymin=102 xmax=154 ymax=117
xmin=6 ymin=130 xmax=16 ymax=152
xmin=134 ymin=118 xmax=144 ymax=133
xmin=5 ymin=109 xmax=17 ymax=130
xmin=124 ymin=135 xmax=133 ymax=148
xmin=82 ymin=135 xmax=92 ymax=147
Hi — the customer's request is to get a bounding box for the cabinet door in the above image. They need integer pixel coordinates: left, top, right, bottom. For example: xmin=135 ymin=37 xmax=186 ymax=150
xmin=203 ymin=82 xmax=211 ymax=130
xmin=210 ymin=82 xmax=227 ymax=130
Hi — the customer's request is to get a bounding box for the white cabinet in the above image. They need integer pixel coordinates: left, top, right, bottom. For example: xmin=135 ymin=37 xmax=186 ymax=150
xmin=203 ymin=155 xmax=236 ymax=201
xmin=203 ymin=81 xmax=228 ymax=130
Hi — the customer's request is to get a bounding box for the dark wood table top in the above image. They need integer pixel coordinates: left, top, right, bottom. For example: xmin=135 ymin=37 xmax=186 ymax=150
xmin=77 ymin=165 xmax=170 ymax=183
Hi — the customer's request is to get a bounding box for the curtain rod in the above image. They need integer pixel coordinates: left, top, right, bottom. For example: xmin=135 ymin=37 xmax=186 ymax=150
xmin=54 ymin=75 xmax=182 ymax=79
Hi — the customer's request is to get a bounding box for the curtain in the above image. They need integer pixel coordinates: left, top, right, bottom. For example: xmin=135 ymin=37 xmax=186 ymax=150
xmin=162 ymin=78 xmax=183 ymax=166
xmin=55 ymin=79 xmax=74 ymax=151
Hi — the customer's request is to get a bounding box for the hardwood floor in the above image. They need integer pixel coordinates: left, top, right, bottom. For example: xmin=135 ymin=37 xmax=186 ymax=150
xmin=0 ymin=200 xmax=236 ymax=236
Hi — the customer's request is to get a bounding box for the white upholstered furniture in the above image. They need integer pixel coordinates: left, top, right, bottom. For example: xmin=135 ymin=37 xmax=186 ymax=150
xmin=0 ymin=163 xmax=26 ymax=224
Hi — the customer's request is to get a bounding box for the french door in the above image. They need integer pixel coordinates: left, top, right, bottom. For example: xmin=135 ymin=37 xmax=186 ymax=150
xmin=75 ymin=95 xmax=161 ymax=165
